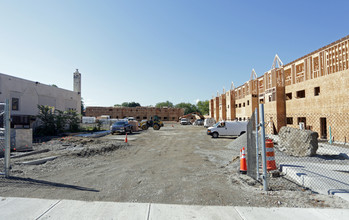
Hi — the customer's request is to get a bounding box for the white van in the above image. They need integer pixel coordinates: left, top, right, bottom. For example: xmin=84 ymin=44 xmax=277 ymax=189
xmin=207 ymin=120 xmax=248 ymax=138
xmin=204 ymin=118 xmax=216 ymax=128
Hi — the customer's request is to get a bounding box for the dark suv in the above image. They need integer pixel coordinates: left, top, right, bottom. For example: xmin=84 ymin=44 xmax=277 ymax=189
xmin=110 ymin=121 xmax=133 ymax=134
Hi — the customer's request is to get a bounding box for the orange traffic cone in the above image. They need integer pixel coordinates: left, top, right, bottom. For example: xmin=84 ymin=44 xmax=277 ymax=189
xmin=240 ymin=147 xmax=247 ymax=174
xmin=266 ymin=139 xmax=277 ymax=171
xmin=124 ymin=133 xmax=128 ymax=143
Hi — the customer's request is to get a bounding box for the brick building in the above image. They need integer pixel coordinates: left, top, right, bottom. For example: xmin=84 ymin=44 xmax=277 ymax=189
xmin=210 ymin=35 xmax=349 ymax=141
xmin=85 ymin=106 xmax=184 ymax=121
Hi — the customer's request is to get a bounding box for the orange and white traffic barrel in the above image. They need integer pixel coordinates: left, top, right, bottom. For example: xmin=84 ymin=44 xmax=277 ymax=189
xmin=266 ymin=139 xmax=277 ymax=171
xmin=240 ymin=147 xmax=247 ymax=174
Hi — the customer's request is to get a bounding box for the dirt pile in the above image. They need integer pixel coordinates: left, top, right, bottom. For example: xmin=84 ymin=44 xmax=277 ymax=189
xmin=33 ymin=137 xmax=128 ymax=157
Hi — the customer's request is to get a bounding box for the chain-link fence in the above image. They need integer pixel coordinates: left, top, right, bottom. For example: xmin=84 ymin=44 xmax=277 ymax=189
xmin=0 ymin=102 xmax=7 ymax=175
xmin=0 ymin=100 xmax=10 ymax=177
xmin=247 ymin=111 xmax=349 ymax=195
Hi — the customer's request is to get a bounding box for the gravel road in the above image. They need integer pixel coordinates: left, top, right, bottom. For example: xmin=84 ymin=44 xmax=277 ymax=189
xmin=0 ymin=122 xmax=348 ymax=208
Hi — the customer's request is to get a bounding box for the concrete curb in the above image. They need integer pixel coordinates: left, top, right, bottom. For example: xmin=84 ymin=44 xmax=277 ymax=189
xmin=19 ymin=156 xmax=58 ymax=165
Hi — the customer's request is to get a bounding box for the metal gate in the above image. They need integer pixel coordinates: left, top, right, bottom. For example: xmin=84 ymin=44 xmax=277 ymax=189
xmin=0 ymin=99 xmax=11 ymax=177
xmin=246 ymin=105 xmax=268 ymax=191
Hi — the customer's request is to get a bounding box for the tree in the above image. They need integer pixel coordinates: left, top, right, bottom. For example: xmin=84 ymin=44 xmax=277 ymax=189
xmin=120 ymin=102 xmax=141 ymax=107
xmin=81 ymin=97 xmax=85 ymax=116
xmin=35 ymin=105 xmax=81 ymax=136
xmin=155 ymin=101 xmax=174 ymax=108
xmin=36 ymin=105 xmax=56 ymax=135
xmin=55 ymin=109 xmax=68 ymax=134
xmin=128 ymin=102 xmax=141 ymax=107
xmin=66 ymin=110 xmax=80 ymax=132
xmin=175 ymin=102 xmax=198 ymax=115
xmin=197 ymin=100 xmax=209 ymax=115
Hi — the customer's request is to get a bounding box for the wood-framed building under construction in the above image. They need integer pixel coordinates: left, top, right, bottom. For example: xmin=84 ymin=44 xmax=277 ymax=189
xmin=209 ymin=35 xmax=349 ymax=142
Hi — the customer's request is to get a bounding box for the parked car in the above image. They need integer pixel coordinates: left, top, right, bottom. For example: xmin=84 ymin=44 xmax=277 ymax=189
xmin=180 ymin=118 xmax=191 ymax=125
xmin=110 ymin=121 xmax=133 ymax=134
xmin=207 ymin=120 xmax=247 ymax=138
xmin=193 ymin=119 xmax=204 ymax=126
xmin=204 ymin=118 xmax=216 ymax=128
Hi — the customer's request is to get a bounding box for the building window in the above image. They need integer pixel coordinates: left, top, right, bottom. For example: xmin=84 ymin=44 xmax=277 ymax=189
xmin=227 ymin=105 xmax=229 ymax=108
xmin=296 ymin=90 xmax=305 ymax=98
xmin=297 ymin=117 xmax=306 ymax=129
xmin=136 ymin=116 xmax=140 ymax=120
xmin=286 ymin=93 xmax=292 ymax=100
xmin=247 ymin=100 xmax=249 ymax=105
xmin=164 ymin=117 xmax=168 ymax=120
xmin=239 ymin=103 xmax=241 ymax=108
xmin=243 ymin=103 xmax=245 ymax=107
xmin=12 ymin=98 xmax=19 ymax=111
xmin=235 ymin=104 xmax=238 ymax=108
xmin=143 ymin=116 xmax=147 ymax=119
xmin=314 ymin=87 xmax=320 ymax=96
xmin=172 ymin=117 xmax=175 ymax=120
xmin=11 ymin=115 xmax=30 ymax=128
xmin=286 ymin=117 xmax=293 ymax=124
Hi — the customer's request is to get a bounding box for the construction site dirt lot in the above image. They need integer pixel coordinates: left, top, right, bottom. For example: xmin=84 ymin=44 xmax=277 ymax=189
xmin=1 ymin=122 xmax=348 ymax=208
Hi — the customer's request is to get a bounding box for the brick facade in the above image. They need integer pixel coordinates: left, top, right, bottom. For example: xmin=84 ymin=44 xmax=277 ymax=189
xmin=85 ymin=106 xmax=184 ymax=121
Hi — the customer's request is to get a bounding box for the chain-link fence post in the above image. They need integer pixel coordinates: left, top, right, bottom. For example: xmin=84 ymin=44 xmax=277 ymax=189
xmin=247 ymin=110 xmax=256 ymax=179
xmin=4 ymin=99 xmax=11 ymax=177
xmin=259 ymin=104 xmax=268 ymax=191
xmin=255 ymin=108 xmax=259 ymax=181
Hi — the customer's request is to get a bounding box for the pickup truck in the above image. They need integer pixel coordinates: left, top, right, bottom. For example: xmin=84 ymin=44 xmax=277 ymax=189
xmin=180 ymin=118 xmax=191 ymax=125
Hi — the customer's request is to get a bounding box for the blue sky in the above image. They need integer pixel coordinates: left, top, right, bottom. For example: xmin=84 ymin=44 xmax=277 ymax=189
xmin=1 ymin=1 xmax=348 ymax=107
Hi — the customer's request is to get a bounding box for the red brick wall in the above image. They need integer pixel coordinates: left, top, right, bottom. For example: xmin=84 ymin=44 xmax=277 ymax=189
xmin=85 ymin=107 xmax=184 ymax=121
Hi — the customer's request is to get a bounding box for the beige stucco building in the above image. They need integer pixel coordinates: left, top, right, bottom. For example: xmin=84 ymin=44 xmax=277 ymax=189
xmin=0 ymin=69 xmax=82 ymax=128
xmin=210 ymin=35 xmax=349 ymax=142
